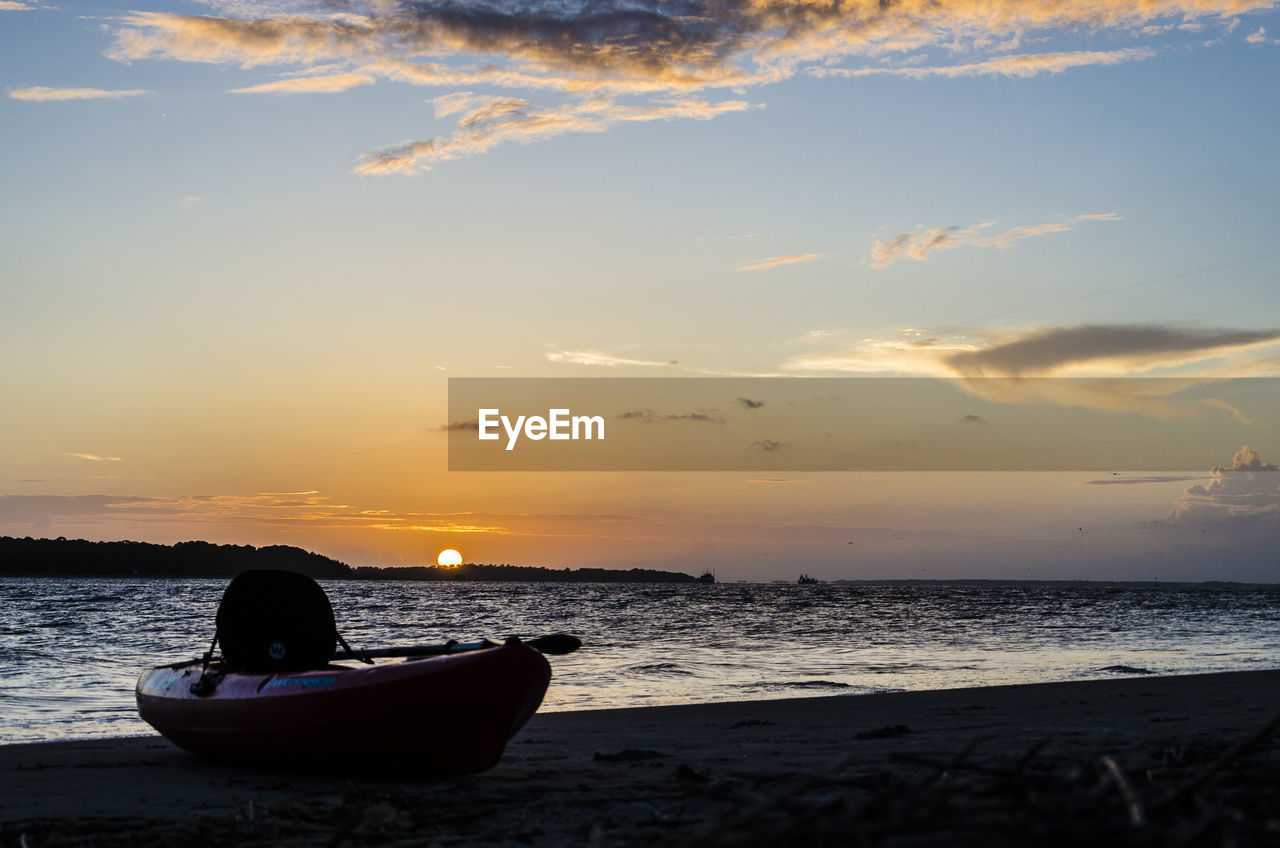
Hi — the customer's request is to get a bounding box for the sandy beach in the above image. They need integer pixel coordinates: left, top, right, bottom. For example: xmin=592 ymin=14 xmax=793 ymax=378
xmin=4 ymin=669 xmax=1280 ymax=846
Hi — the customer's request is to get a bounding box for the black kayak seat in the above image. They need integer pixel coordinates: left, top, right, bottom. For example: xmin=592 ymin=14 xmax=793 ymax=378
xmin=215 ymin=569 xmax=337 ymax=672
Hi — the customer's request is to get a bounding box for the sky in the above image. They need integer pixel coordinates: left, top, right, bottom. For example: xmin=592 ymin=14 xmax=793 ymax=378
xmin=2 ymin=0 xmax=1280 ymax=581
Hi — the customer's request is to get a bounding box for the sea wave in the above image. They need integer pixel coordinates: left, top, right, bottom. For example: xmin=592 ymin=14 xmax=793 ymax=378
xmin=2 ymin=578 xmax=1279 ymax=744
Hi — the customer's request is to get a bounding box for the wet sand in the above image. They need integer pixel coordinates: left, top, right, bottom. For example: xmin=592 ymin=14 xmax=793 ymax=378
xmin=3 ymin=669 xmax=1279 ymax=846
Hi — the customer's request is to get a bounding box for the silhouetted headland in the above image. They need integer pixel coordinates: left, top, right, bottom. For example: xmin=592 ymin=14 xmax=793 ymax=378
xmin=0 ymin=536 xmax=352 ymax=579
xmin=0 ymin=536 xmax=699 ymax=582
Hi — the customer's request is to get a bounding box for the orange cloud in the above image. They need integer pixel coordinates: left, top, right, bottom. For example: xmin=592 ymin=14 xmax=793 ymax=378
xmin=102 ymin=0 xmax=1273 ymax=170
xmin=546 ymin=350 xmax=680 ymax=368
xmin=816 ymin=48 xmax=1155 ymax=79
xmin=353 ymin=96 xmax=750 ymax=175
xmin=107 ymin=12 xmax=372 ymax=68
xmin=868 ymin=213 xmax=1122 ymax=269
xmin=230 ymin=72 xmax=375 ymax=94
xmin=785 ymin=325 xmax=1280 ymax=378
xmin=62 ymin=451 xmax=124 ymax=462
xmin=736 ymin=253 xmax=822 ymax=271
xmin=944 ymin=326 xmax=1280 ymax=377
xmin=10 ymin=86 xmax=148 ymax=101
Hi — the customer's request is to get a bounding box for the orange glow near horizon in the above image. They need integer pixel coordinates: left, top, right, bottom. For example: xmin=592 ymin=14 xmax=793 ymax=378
xmin=437 ymin=548 xmax=463 ymax=567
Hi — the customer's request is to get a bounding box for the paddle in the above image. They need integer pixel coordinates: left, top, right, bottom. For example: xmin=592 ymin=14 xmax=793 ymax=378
xmin=341 ymin=632 xmax=581 ymax=661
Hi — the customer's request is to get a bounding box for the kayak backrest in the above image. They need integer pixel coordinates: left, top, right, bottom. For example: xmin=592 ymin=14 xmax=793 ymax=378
xmin=215 ymin=569 xmax=337 ymax=672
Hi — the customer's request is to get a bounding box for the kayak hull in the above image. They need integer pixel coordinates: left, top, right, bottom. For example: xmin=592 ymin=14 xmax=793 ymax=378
xmin=136 ymin=644 xmax=551 ymax=774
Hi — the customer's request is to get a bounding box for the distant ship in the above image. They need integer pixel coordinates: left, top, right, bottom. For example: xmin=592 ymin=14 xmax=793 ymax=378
xmin=697 ymin=571 xmax=715 ymax=584
xmin=797 ymin=574 xmax=818 ymax=585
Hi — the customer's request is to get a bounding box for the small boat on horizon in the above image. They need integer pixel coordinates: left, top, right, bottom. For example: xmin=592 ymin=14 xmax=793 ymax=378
xmin=697 ymin=570 xmax=715 ymax=584
xmin=797 ymin=574 xmax=819 ymax=585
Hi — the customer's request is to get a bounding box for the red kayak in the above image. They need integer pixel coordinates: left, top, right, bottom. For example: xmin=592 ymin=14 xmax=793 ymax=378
xmin=136 ymin=643 xmax=551 ymax=774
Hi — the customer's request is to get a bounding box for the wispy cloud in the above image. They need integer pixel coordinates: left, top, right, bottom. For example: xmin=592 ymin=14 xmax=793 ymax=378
xmin=752 ymin=438 xmax=788 ymax=451
xmin=107 ymin=11 xmax=368 ymax=68
xmin=0 ymin=495 xmax=156 ymax=530
xmin=945 ymin=325 xmax=1280 ymax=377
xmin=0 ymin=1 xmax=39 ymax=9
xmin=230 ymin=72 xmax=375 ymax=94
xmin=784 ymin=324 xmax=1280 ymax=378
xmin=1245 ymin=26 xmax=1280 ymax=44
xmin=353 ymin=95 xmax=751 ymax=175
xmin=1078 ymin=475 xmax=1205 ymax=486
xmin=105 ymin=2 xmax=1263 ymax=84
xmin=0 ymin=491 xmax=511 ymax=535
xmin=618 ymin=410 xmax=726 ymax=424
xmin=0 ymin=491 xmax=687 ymax=541
xmin=61 ymin=451 xmax=124 ymax=462
xmin=547 ymin=350 xmax=680 ymax=368
xmin=781 ymin=323 xmax=1280 ymax=423
xmin=736 ymin=253 xmax=821 ymax=272
xmin=815 ymin=48 xmax=1155 ymax=80
xmin=436 ymin=419 xmax=480 ymax=432
xmin=868 ymin=213 xmax=1122 ymax=269
xmin=101 ymin=0 xmax=1267 ymax=171
xmin=1202 ymin=397 xmax=1262 ymax=426
xmin=783 ymin=332 xmax=978 ymax=376
xmin=9 ymin=86 xmax=149 ymax=102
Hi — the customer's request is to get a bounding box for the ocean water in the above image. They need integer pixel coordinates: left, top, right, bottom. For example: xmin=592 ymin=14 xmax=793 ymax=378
xmin=2 ymin=578 xmax=1278 ymax=745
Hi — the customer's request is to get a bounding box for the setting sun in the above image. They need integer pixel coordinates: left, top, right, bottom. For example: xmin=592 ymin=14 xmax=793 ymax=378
xmin=437 ymin=549 xmax=463 ymax=567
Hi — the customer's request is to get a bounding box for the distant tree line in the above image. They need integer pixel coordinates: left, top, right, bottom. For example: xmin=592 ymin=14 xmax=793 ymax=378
xmin=352 ymin=563 xmax=699 ymax=583
xmin=0 ymin=536 xmax=698 ymax=582
xmin=0 ymin=536 xmax=353 ymax=579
